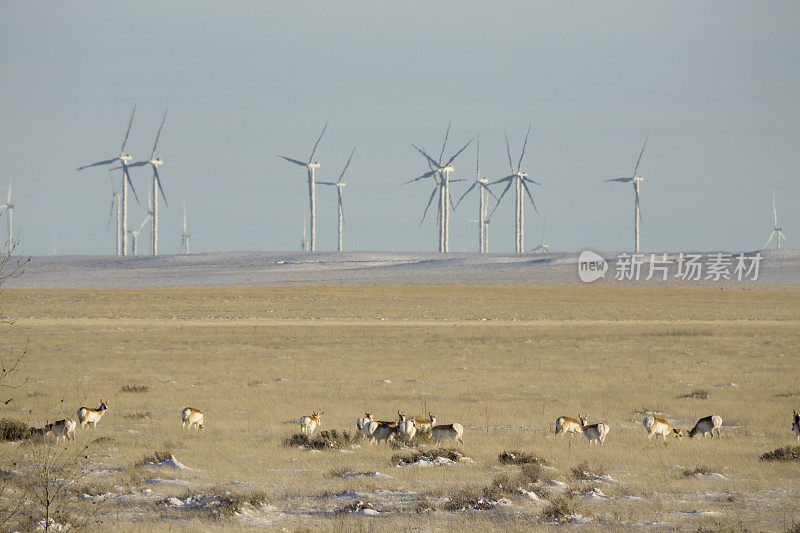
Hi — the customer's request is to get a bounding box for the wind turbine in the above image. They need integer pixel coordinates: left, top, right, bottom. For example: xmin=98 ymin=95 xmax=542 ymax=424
xmin=764 ymin=189 xmax=788 ymax=250
xmin=0 ymin=178 xmax=14 ymax=245
xmin=530 ymin=212 xmax=549 ymax=254
xmin=405 ymin=122 xmax=473 ymax=252
xmin=125 ymin=110 xmax=168 ymax=256
xmin=180 ymin=201 xmax=190 ymax=254
xmin=77 ymin=105 xmax=140 ymax=256
xmin=606 ymin=137 xmax=647 ymax=253
xmin=488 ymin=126 xmax=540 ymax=254
xmin=455 ymin=133 xmax=496 ymax=253
xmin=128 ymin=189 xmax=152 ymax=256
xmin=318 ymin=146 xmax=356 ymax=252
xmin=105 ymin=175 xmax=123 ymax=254
xmin=278 ymin=122 xmax=328 ymax=252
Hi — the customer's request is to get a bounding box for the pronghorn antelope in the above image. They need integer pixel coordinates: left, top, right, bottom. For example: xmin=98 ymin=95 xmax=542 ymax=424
xmin=555 ymin=416 xmax=583 ymax=437
xmin=398 ymin=411 xmax=417 ymax=441
xmin=29 ymin=426 xmax=51 ymax=439
xmin=431 ymin=422 xmax=464 ymax=445
xmin=77 ymin=400 xmax=108 ymax=429
xmin=356 ymin=412 xmax=373 ymax=435
xmin=45 ymin=418 xmax=77 ymax=443
xmin=579 ymin=415 xmax=610 ymax=446
xmin=366 ymin=420 xmax=398 ymax=444
xmin=181 ymin=407 xmax=205 ymax=430
xmin=793 ymin=410 xmax=800 ymax=442
xmin=643 ymin=416 xmax=682 ymax=443
xmin=413 ymin=413 xmax=436 ymax=433
xmin=300 ymin=411 xmax=323 ymax=436
xmin=687 ymin=415 xmax=722 ymax=439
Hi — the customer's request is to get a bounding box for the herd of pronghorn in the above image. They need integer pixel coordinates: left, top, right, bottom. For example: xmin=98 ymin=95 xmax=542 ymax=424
xmin=28 ymin=401 xmax=800 ymax=447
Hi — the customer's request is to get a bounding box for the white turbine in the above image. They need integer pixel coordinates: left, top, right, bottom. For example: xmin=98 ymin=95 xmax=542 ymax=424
xmin=763 ymin=189 xmax=788 ymax=250
xmin=105 ymin=176 xmax=123 ymax=254
xmin=126 ymin=110 xmax=168 ymax=256
xmin=180 ymin=201 xmax=190 ymax=254
xmin=405 ymin=122 xmax=472 ymax=252
xmin=530 ymin=212 xmax=549 ymax=254
xmin=77 ymin=105 xmax=140 ymax=256
xmin=489 ymin=126 xmax=540 ymax=254
xmin=606 ymin=138 xmax=647 ymax=253
xmin=455 ymin=133 xmax=497 ymax=253
xmin=0 ymin=178 xmax=14 ymax=245
xmin=318 ymin=146 xmax=356 ymax=252
xmin=279 ymin=122 xmax=328 ymax=252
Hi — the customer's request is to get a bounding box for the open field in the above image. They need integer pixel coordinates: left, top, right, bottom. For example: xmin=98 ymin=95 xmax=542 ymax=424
xmin=1 ymin=284 xmax=799 ymax=530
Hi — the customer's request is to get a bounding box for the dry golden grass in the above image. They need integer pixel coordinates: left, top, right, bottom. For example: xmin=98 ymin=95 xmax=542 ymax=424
xmin=0 ymin=283 xmax=799 ymax=530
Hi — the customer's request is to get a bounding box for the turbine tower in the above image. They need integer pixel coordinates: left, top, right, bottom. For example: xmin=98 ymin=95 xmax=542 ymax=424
xmin=606 ymin=138 xmax=647 ymax=253
xmin=531 ymin=213 xmax=549 ymax=254
xmin=126 ymin=110 xmax=168 ymax=256
xmin=764 ymin=189 xmax=788 ymax=250
xmin=0 ymin=178 xmax=14 ymax=245
xmin=77 ymin=105 xmax=140 ymax=256
xmin=405 ymin=122 xmax=472 ymax=252
xmin=455 ymin=134 xmax=496 ymax=253
xmin=180 ymin=201 xmax=190 ymax=254
xmin=279 ymin=122 xmax=328 ymax=252
xmin=489 ymin=126 xmax=540 ymax=254
xmin=318 ymin=146 xmax=356 ymax=252
xmin=106 ymin=176 xmax=123 ymax=255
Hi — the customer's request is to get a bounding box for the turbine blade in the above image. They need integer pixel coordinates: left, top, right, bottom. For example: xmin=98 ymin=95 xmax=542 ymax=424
xmin=632 ymin=137 xmax=648 ymax=177
xmin=6 ymin=181 xmax=10 ymax=204
xmin=125 ymin=167 xmax=140 ymax=204
xmin=338 ymin=191 xmax=344 ymax=227
xmin=772 ymin=190 xmax=778 ymax=226
xmin=411 ymin=144 xmax=440 ymax=168
xmin=419 ymin=185 xmax=438 ymax=227
xmin=635 ymin=186 xmax=642 ymax=222
xmin=605 ymin=177 xmax=634 ymax=182
xmin=439 ymin=121 xmax=451 ymax=164
xmin=308 ymin=121 xmax=328 ymax=163
xmin=278 ymin=155 xmax=308 ymax=167
xmin=444 ymin=138 xmax=473 ymax=167
xmin=182 ymin=201 xmax=187 ymax=232
xmin=151 ymin=108 xmax=168 ymax=159
xmin=522 ymin=181 xmax=539 ymax=214
xmin=504 ymin=130 xmax=514 ymax=173
xmin=779 ymin=231 xmax=788 ymax=241
xmin=338 ymin=145 xmax=357 ymax=181
xmin=476 ymin=132 xmax=480 ymax=177
xmin=403 ymin=170 xmax=436 ymax=185
xmin=154 ymin=167 xmax=168 ymax=208
xmin=106 ymin=198 xmax=115 ymax=228
xmin=763 ymin=232 xmax=775 ymax=249
xmin=76 ymin=158 xmax=117 ymax=170
xmin=517 ymin=124 xmax=531 ymax=172
xmin=316 ymin=181 xmax=337 ymax=185
xmin=455 ymin=182 xmax=477 ymax=209
xmin=481 ymin=182 xmax=499 ymax=200
xmin=125 ymin=161 xmax=150 ymax=168
xmin=488 ymin=179 xmax=514 ymax=219
xmin=121 ymin=103 xmax=137 ymax=154
xmin=490 ymin=175 xmax=515 ymax=185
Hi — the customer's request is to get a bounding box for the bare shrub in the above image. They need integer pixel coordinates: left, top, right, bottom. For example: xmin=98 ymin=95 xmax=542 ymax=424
xmin=443 ymin=488 xmax=495 ymax=511
xmin=683 ymin=465 xmax=714 ymax=477
xmin=283 ymin=429 xmax=359 ymax=451
xmin=760 ymin=446 xmax=800 ymax=462
xmin=0 ymin=418 xmax=31 ymax=441
xmin=679 ymin=389 xmax=712 ymax=400
xmin=498 ymin=450 xmax=547 ymax=466
xmin=542 ymin=497 xmax=580 ymax=523
xmin=123 ymin=411 xmax=152 ymax=421
xmin=571 ymin=461 xmax=606 ymax=480
xmin=119 ymin=384 xmax=148 ymax=393
xmin=336 ymin=498 xmax=375 ymax=515
xmin=390 ymin=447 xmax=465 ymax=466
xmin=135 ymin=450 xmax=174 ymax=467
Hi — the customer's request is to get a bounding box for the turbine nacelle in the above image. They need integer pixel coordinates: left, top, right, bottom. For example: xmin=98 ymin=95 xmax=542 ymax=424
xmin=150 ymin=158 xmax=164 ymax=167
xmin=119 ymin=154 xmax=133 ymax=164
xmin=308 ymin=162 xmax=321 ymax=169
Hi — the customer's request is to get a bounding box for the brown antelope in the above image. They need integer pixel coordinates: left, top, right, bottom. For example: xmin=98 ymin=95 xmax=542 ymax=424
xmin=45 ymin=419 xmax=77 ymax=443
xmin=366 ymin=420 xmax=398 ymax=444
xmin=431 ymin=422 xmax=464 ymax=445
xmin=579 ymin=415 xmax=610 ymax=446
xmin=181 ymin=407 xmax=205 ymax=430
xmin=687 ymin=415 xmax=722 ymax=439
xmin=356 ymin=412 xmax=373 ymax=435
xmin=300 ymin=411 xmax=323 ymax=436
xmin=77 ymin=400 xmax=108 ymax=429
xmin=793 ymin=410 xmax=800 ymax=442
xmin=413 ymin=413 xmax=436 ymax=432
xmin=555 ymin=416 xmax=583 ymax=437
xmin=643 ymin=416 xmax=682 ymax=443
xmin=398 ymin=411 xmax=417 ymax=441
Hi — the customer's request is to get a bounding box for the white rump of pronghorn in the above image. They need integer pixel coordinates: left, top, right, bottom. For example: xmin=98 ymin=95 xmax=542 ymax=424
xmin=398 ymin=411 xmax=417 ymax=441
xmin=579 ymin=415 xmax=610 ymax=446
xmin=688 ymin=415 xmax=722 ymax=439
xmin=300 ymin=411 xmax=323 ymax=436
xmin=413 ymin=413 xmax=436 ymax=433
xmin=45 ymin=419 xmax=77 ymax=443
xmin=366 ymin=420 xmax=397 ymax=444
xmin=357 ymin=412 xmax=373 ymax=435
xmin=555 ymin=416 xmax=583 ymax=437
xmin=182 ymin=407 xmax=205 ymax=430
xmin=77 ymin=400 xmax=108 ymax=429
xmin=793 ymin=410 xmax=800 ymax=442
xmin=643 ymin=416 xmax=682 ymax=443
xmin=431 ymin=422 xmax=464 ymax=445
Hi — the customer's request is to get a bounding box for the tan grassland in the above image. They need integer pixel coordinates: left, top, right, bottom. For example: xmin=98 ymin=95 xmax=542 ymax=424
xmin=1 ymin=283 xmax=799 ymax=531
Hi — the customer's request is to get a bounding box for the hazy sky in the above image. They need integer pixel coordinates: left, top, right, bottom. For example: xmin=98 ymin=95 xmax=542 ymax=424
xmin=1 ymin=2 xmax=797 ymax=255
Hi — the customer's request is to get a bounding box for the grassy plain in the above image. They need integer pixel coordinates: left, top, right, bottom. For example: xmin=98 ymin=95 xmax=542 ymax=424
xmin=1 ymin=283 xmax=799 ymax=530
